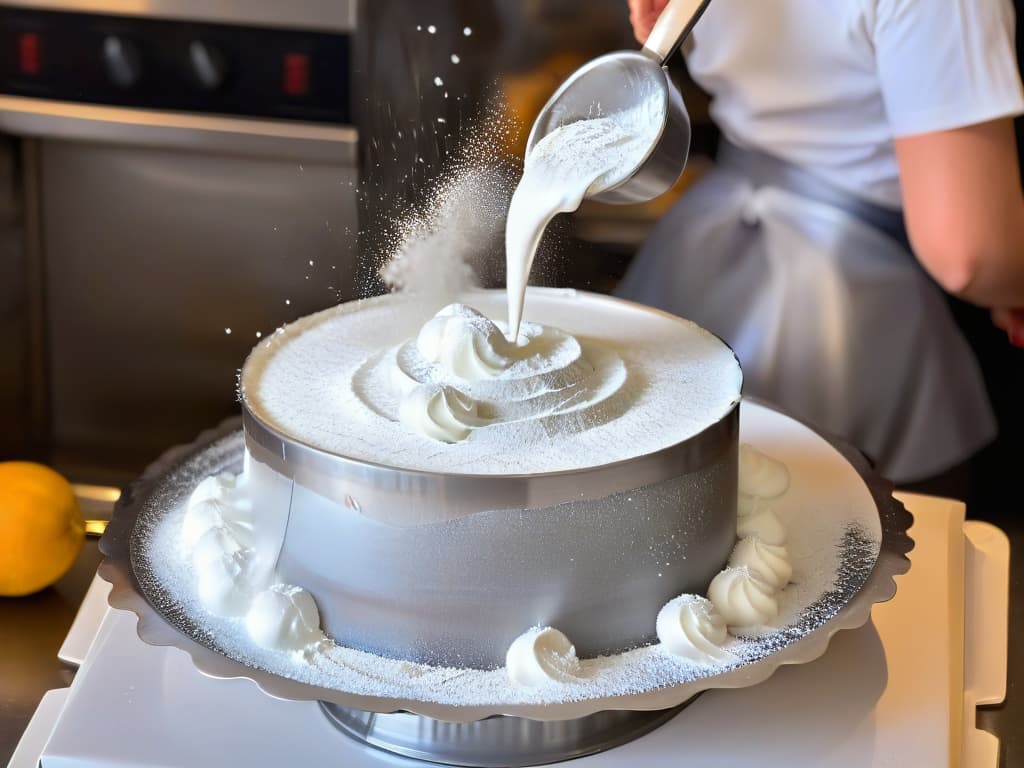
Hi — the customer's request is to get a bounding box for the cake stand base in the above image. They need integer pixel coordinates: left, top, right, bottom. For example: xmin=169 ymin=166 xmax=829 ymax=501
xmin=318 ymin=702 xmax=691 ymax=767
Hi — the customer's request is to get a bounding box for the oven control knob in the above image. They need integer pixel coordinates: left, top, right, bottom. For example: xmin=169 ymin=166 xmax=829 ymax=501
xmin=188 ymin=41 xmax=228 ymax=91
xmin=102 ymin=36 xmax=142 ymax=88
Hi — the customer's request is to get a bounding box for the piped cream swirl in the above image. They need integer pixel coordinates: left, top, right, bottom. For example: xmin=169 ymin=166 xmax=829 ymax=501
xmin=728 ymin=537 xmax=792 ymax=589
xmin=416 ymin=303 xmax=514 ymax=380
xmin=506 ymin=627 xmax=583 ymax=687
xmin=183 ymin=472 xmax=265 ymax=616
xmin=708 ymin=567 xmax=779 ymax=629
xmin=182 ymin=473 xmax=251 ymax=548
xmin=737 ymin=507 xmax=787 ymax=546
xmin=194 ymin=541 xmax=261 ymax=617
xmin=398 ymin=384 xmax=482 ymax=443
xmin=656 ymin=595 xmax=731 ymax=663
xmin=184 ymin=471 xmax=330 ymax=652
xmin=738 ymin=443 xmax=790 ymax=499
xmin=355 ymin=303 xmax=632 ymax=444
xmin=245 ymin=584 xmax=326 ymax=652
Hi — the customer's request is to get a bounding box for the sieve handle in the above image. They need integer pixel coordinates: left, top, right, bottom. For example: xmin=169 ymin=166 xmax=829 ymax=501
xmin=642 ymin=0 xmax=713 ymax=65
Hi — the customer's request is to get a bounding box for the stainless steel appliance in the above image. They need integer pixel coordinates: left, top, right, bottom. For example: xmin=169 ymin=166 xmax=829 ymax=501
xmin=0 ymin=1 xmax=359 ymax=481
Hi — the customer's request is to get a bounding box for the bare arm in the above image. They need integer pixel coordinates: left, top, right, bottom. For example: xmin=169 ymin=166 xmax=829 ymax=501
xmin=992 ymin=307 xmax=1024 ymax=346
xmin=895 ymin=118 xmax=1024 ymax=309
xmin=627 ymin=4 xmax=1024 ymax=346
xmin=627 ymin=0 xmax=669 ymax=43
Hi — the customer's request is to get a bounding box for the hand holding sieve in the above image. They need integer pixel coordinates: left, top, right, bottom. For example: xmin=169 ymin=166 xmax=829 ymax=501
xmin=525 ymin=0 xmax=712 ymax=204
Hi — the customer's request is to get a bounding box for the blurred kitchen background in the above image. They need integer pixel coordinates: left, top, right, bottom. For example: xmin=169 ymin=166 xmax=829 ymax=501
xmin=0 ymin=0 xmax=1020 ymax=515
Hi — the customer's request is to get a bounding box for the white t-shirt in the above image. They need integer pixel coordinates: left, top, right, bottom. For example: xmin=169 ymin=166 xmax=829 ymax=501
xmin=686 ymin=0 xmax=1024 ymax=208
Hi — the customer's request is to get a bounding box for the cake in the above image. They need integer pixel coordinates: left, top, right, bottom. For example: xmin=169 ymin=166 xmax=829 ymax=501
xmin=187 ymin=288 xmax=744 ymax=671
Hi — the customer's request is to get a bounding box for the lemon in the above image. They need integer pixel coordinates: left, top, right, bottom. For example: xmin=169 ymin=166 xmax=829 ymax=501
xmin=0 ymin=462 xmax=85 ymax=597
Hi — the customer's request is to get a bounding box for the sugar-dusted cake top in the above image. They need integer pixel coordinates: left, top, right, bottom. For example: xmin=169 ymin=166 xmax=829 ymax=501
xmin=241 ymin=288 xmax=742 ymax=475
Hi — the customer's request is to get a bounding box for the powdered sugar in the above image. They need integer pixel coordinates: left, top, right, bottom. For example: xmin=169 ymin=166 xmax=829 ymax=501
xmin=241 ymin=289 xmax=741 ymax=474
xmin=377 ymin=167 xmax=508 ymax=305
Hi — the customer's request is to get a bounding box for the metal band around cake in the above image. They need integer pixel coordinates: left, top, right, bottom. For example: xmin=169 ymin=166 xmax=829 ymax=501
xmin=241 ymin=397 xmax=740 ymax=527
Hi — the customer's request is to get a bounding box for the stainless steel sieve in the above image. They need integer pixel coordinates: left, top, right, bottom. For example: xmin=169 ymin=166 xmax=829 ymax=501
xmin=525 ymin=0 xmax=712 ymax=204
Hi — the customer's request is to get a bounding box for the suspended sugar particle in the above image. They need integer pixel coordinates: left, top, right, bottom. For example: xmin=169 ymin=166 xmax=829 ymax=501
xmin=256 ymin=331 xmax=262 ymax=339
xmin=434 ymin=76 xmax=444 ymax=87
xmin=427 ymin=24 xmax=437 ymax=34
xmin=309 ymin=259 xmax=315 ymax=266
xmin=416 ymin=25 xmax=422 ymax=31
xmin=463 ymin=26 xmax=472 ymax=36
xmin=451 ymin=54 xmax=460 ymax=64
xmin=437 ymin=118 xmax=447 ymax=123
xmin=285 ymin=299 xmax=291 ymax=305
xmin=224 ymin=328 xmax=232 ymax=335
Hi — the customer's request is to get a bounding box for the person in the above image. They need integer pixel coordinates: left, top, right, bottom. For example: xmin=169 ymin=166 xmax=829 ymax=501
xmin=617 ymin=0 xmax=1024 ymax=487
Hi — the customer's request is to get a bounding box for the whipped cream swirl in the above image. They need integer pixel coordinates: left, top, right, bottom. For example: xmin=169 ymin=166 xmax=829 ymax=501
xmin=246 ymin=584 xmax=326 ymax=652
xmin=737 ymin=506 xmax=788 ymax=546
xmin=738 ymin=443 xmax=791 ymax=499
xmin=193 ymin=531 xmax=261 ymax=616
xmin=728 ymin=537 xmax=792 ymax=590
xmin=708 ymin=567 xmax=779 ymax=629
xmin=184 ymin=472 xmax=328 ymax=652
xmin=354 ymin=303 xmax=631 ymax=444
xmin=656 ymin=595 xmax=731 ymax=663
xmin=506 ymin=627 xmax=583 ymax=687
xmin=398 ymin=384 xmax=481 ymax=443
xmin=737 ymin=444 xmax=791 ymax=534
xmin=182 ymin=473 xmax=251 ymax=548
xmin=416 ymin=303 xmax=514 ymax=380
xmin=183 ymin=473 xmax=265 ymax=616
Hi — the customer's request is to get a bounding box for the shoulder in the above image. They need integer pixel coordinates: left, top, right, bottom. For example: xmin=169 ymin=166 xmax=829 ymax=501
xmin=869 ymin=0 xmax=1016 ymax=33
xmin=867 ymin=0 xmax=1023 ymax=136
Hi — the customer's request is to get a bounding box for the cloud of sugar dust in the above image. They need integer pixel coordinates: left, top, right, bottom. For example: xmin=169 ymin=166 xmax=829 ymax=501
xmin=378 ymin=163 xmax=514 ymax=306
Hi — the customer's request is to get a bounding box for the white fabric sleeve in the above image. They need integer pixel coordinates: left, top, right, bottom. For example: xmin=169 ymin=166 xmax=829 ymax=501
xmin=873 ymin=0 xmax=1024 ymax=137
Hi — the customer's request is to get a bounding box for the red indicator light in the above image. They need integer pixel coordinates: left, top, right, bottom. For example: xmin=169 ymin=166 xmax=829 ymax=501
xmin=18 ymin=32 xmax=41 ymax=75
xmin=283 ymin=52 xmax=310 ymax=96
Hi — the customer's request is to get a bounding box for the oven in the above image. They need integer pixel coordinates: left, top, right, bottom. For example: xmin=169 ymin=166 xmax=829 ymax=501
xmin=0 ymin=0 xmax=663 ymax=483
xmin=0 ymin=1 xmax=359 ymax=482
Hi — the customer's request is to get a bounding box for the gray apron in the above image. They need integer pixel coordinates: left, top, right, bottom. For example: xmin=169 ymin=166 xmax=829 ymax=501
xmin=617 ymin=141 xmax=996 ymax=483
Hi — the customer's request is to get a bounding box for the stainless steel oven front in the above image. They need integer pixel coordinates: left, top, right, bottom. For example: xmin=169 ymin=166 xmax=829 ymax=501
xmin=0 ymin=1 xmax=359 ymax=481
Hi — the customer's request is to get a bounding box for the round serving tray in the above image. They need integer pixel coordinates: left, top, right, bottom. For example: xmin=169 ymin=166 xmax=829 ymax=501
xmin=98 ymin=399 xmax=912 ymax=725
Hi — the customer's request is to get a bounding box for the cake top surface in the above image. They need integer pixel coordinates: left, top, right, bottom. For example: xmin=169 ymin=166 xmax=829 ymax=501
xmin=241 ymin=288 xmax=742 ymax=475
